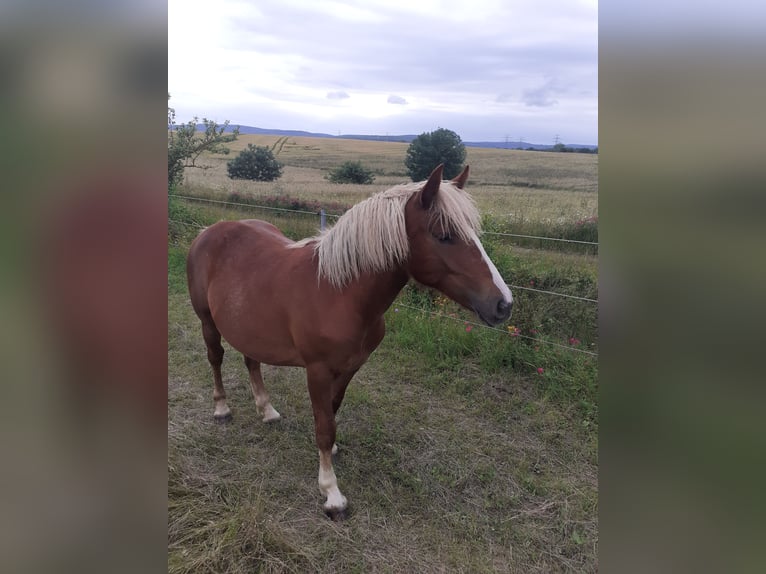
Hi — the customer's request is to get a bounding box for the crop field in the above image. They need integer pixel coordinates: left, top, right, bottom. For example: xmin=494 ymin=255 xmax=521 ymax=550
xmin=168 ymin=136 xmax=598 ymax=572
xmin=181 ymin=135 xmax=598 ymax=227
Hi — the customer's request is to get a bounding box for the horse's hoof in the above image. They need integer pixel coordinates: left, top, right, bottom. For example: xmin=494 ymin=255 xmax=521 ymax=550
xmin=262 ymin=405 xmax=282 ymax=423
xmin=213 ymin=412 xmax=232 ymax=424
xmin=324 ymin=506 xmax=350 ymax=521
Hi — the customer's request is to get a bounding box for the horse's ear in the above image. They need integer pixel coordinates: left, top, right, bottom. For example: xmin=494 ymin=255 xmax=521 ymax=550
xmin=451 ymin=165 xmax=470 ymax=190
xmin=419 ymin=164 xmax=444 ymax=209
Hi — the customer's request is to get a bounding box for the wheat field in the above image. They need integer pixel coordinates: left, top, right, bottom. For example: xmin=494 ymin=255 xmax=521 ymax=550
xmin=179 ymin=134 xmax=598 ymax=225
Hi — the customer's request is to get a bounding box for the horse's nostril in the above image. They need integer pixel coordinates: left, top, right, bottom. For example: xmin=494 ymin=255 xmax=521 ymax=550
xmin=497 ymin=299 xmax=512 ymax=317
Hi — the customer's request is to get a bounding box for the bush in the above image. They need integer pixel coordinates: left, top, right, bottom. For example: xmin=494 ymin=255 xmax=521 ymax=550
xmin=405 ymin=128 xmax=466 ymax=181
xmin=326 ymin=161 xmax=376 ymax=184
xmin=227 ymin=144 xmax=283 ymax=181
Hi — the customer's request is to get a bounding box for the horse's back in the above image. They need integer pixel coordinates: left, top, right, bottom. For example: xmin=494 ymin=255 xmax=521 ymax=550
xmin=191 ymin=219 xmax=289 ymax=251
xmin=186 ymin=219 xmax=293 ymax=314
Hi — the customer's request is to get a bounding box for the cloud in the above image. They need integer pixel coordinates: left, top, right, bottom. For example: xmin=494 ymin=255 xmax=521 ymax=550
xmin=326 ymin=91 xmax=350 ymax=100
xmin=387 ymin=95 xmax=407 ymax=105
xmin=522 ymin=89 xmax=557 ymax=107
xmin=522 ymin=80 xmax=561 ymax=108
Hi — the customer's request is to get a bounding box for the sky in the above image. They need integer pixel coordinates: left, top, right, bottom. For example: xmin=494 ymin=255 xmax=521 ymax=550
xmin=168 ymin=0 xmax=598 ymax=145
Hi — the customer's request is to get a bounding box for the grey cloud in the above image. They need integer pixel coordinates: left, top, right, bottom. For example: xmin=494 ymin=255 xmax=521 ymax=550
xmin=326 ymin=91 xmax=350 ymax=100
xmin=227 ymin=3 xmax=596 ymax=99
xmin=387 ymin=95 xmax=407 ymax=105
xmin=522 ymin=81 xmax=562 ymax=107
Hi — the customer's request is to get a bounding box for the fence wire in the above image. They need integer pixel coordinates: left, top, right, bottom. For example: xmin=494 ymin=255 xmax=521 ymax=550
xmin=169 ymin=218 xmax=206 ymax=229
xmin=170 ymin=193 xmax=336 ymax=218
xmin=166 ymin=226 xmax=598 ymax=357
xmin=482 ymin=230 xmax=598 ymax=246
xmin=169 ymin=193 xmax=595 ymax=243
xmin=393 ymin=302 xmax=598 ymax=357
xmin=507 ymin=284 xmax=597 ymax=303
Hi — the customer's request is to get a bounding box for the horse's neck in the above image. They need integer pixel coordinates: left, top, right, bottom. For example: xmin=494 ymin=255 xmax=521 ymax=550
xmin=349 ymin=267 xmax=410 ymax=320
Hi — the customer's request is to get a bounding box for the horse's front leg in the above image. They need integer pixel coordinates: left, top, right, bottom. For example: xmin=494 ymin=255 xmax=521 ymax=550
xmin=306 ymin=364 xmax=356 ymax=520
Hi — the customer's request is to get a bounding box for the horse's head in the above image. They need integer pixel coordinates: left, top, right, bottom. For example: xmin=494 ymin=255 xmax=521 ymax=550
xmin=405 ymin=164 xmax=513 ymax=326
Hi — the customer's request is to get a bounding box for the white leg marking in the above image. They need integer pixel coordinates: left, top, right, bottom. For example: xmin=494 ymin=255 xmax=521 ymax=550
xmin=213 ymin=400 xmax=231 ymax=418
xmin=331 ymin=443 xmax=338 ymax=455
xmin=471 ymin=231 xmax=513 ymax=304
xmin=318 ymin=451 xmax=347 ymax=511
xmin=250 ymin=380 xmax=281 ymax=422
xmin=261 ymin=403 xmax=281 ymax=422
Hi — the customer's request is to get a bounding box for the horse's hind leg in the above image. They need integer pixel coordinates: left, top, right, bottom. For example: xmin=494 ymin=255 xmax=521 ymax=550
xmin=199 ymin=314 xmax=231 ymax=422
xmin=244 ymin=356 xmax=281 ymax=422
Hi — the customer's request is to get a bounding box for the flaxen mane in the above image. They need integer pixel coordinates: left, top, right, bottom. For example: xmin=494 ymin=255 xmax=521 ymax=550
xmin=292 ymin=179 xmax=481 ymax=288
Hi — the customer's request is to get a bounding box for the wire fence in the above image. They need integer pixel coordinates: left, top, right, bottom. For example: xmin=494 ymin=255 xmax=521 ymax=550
xmin=170 ymin=213 xmax=598 ymax=306
xmin=506 ymin=284 xmax=597 ymax=303
xmin=170 ymin=218 xmax=206 ymax=229
xmin=170 ymin=193 xmax=336 ymax=219
xmin=482 ymin=230 xmax=598 ymax=246
xmin=394 ymin=302 xmax=598 ymax=357
xmin=169 ymin=193 xmax=598 ymax=357
xmin=169 ymin=193 xmax=597 ymax=246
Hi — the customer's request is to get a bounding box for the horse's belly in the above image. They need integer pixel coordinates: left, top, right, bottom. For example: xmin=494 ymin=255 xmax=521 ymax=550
xmin=210 ymin=298 xmax=305 ymax=367
xmin=238 ymin=338 xmax=305 ymax=367
xmin=220 ymin=323 xmax=305 ymax=366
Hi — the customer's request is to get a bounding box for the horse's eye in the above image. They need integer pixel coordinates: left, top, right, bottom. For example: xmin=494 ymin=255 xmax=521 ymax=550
xmin=437 ymin=233 xmax=453 ymax=244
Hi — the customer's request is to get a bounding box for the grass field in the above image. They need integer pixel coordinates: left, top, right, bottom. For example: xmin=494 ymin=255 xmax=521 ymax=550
xmin=168 ymin=136 xmax=598 ymax=572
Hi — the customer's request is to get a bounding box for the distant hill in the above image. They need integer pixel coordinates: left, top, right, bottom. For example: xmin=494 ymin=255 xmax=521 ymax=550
xmin=233 ymin=125 xmax=337 ymax=138
xmin=186 ymin=124 xmax=597 ymax=151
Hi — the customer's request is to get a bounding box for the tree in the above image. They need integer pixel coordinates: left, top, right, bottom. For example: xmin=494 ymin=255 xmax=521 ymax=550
xmin=167 ymin=94 xmax=240 ymax=189
xmin=326 ymin=161 xmax=376 ymax=184
xmin=227 ymin=144 xmax=283 ymax=181
xmin=404 ymin=128 xmax=467 ymax=181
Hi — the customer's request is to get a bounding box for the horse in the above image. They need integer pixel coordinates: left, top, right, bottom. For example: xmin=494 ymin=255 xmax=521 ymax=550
xmin=186 ymin=164 xmax=512 ymax=520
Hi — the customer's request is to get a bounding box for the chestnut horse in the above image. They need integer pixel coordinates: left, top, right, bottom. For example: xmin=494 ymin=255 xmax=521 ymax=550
xmin=186 ymin=164 xmax=512 ymax=519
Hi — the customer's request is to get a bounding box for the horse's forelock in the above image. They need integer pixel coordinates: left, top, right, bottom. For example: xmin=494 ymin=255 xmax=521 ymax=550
xmin=427 ymin=180 xmax=481 ymax=241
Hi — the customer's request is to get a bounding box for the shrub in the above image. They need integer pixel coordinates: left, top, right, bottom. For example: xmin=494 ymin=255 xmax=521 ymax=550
xmin=405 ymin=128 xmax=466 ymax=181
xmin=227 ymin=144 xmax=283 ymax=181
xmin=326 ymin=161 xmax=376 ymax=184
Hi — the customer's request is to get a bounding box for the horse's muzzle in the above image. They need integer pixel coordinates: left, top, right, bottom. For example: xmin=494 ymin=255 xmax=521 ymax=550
xmin=473 ymin=296 xmax=512 ymax=326
xmin=496 ymin=299 xmax=512 ymax=321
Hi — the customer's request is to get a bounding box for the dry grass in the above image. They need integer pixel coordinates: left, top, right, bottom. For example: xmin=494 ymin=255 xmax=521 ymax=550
xmin=169 ymin=289 xmax=597 ymax=573
xmin=179 ymin=135 xmax=597 ymax=223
